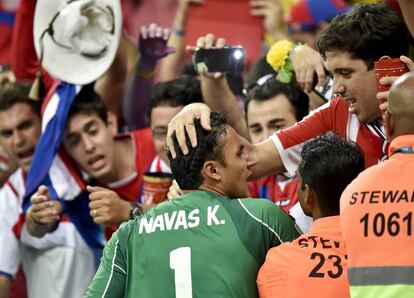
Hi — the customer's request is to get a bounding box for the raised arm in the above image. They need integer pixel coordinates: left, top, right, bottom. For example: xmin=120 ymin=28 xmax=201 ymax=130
xmin=193 ymin=34 xmax=250 ymax=139
xmin=244 ymin=136 xmax=285 ymax=180
xmin=95 ymin=33 xmax=128 ymax=122
xmin=11 ymin=0 xmax=55 ymax=91
xmin=122 ymin=23 xmax=173 ymax=130
xmin=157 ymin=0 xmax=203 ymax=82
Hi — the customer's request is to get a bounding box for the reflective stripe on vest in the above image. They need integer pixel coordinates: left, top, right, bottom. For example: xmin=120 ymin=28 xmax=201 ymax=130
xmin=349 ymin=265 xmax=414 ymax=286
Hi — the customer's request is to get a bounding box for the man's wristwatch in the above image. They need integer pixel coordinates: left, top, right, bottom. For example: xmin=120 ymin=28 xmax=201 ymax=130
xmin=129 ymin=202 xmax=143 ymax=220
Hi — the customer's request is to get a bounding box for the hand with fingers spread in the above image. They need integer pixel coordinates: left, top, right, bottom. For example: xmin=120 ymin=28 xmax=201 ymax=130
xmin=166 ymin=103 xmax=212 ymax=158
xmin=250 ymin=0 xmax=287 ymax=41
xmin=291 ymin=44 xmax=327 ymax=92
xmin=167 ymin=179 xmax=183 ymax=199
xmin=138 ymin=23 xmax=175 ymax=66
xmin=377 ymin=55 xmax=414 ymax=115
xmin=27 ymin=185 xmax=63 ymax=237
xmin=123 ymin=23 xmax=174 ymax=130
xmin=87 ymin=185 xmax=133 ymax=226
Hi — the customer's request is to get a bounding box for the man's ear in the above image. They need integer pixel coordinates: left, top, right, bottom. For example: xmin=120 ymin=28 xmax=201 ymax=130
xmin=202 ymin=161 xmax=221 ymax=181
xmin=303 ymin=184 xmax=317 ymax=215
xmin=107 ymin=111 xmax=118 ymax=135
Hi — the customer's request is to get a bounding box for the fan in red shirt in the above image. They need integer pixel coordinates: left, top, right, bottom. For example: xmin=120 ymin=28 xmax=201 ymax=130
xmin=165 ymin=3 xmax=411 ymax=187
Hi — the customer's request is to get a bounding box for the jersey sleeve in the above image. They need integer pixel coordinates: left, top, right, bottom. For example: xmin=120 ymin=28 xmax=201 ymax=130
xmin=239 ymin=199 xmax=301 ymax=250
xmin=0 ymin=187 xmax=22 ymax=278
xmin=272 ymin=98 xmax=343 ymax=175
xmin=84 ymin=226 xmax=128 ymax=298
xmin=261 ymin=200 xmax=301 ymax=244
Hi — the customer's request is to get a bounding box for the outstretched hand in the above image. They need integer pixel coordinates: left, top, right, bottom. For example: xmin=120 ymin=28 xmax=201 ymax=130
xmin=139 ymin=23 xmax=175 ymax=62
xmin=29 ymin=185 xmax=62 ymax=225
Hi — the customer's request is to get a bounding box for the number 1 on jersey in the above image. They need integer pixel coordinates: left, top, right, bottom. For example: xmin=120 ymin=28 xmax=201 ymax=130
xmin=170 ymin=247 xmax=193 ymax=298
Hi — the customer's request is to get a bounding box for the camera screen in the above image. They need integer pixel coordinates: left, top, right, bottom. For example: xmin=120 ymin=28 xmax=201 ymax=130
xmin=193 ymin=47 xmax=245 ymax=73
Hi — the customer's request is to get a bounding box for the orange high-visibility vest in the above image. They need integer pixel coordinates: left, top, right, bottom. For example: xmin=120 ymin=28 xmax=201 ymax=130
xmin=340 ymin=135 xmax=414 ymax=298
xmin=257 ymin=216 xmax=350 ymax=298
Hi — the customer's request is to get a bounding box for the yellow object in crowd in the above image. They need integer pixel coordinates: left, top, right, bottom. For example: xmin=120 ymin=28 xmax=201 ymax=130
xmin=267 ymin=39 xmax=293 ymax=70
xmin=266 ymin=39 xmax=295 ymax=83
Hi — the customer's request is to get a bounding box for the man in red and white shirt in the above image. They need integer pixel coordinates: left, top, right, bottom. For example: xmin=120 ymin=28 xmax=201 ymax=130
xmin=166 ymin=3 xmax=411 ymax=182
xmin=32 ymin=89 xmax=158 ymax=240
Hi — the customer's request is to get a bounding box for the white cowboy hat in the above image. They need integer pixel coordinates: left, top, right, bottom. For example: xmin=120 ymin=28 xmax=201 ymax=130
xmin=33 ymin=0 xmax=122 ymax=85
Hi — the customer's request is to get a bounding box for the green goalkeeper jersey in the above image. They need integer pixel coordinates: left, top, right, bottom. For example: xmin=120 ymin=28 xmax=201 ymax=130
xmin=85 ymin=191 xmax=300 ymax=298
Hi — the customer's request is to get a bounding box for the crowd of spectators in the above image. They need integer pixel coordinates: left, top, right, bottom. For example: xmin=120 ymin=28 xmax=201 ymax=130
xmin=0 ymin=0 xmax=413 ymax=297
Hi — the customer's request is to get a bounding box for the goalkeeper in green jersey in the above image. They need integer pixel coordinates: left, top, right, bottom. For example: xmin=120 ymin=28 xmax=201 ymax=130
xmin=85 ymin=112 xmax=300 ymax=298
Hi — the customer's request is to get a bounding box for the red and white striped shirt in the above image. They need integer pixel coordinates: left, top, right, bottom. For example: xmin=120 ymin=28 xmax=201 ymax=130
xmin=272 ymin=97 xmax=387 ymax=176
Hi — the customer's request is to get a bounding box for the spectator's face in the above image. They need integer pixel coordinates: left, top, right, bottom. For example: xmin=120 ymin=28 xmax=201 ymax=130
xmin=150 ymin=105 xmax=183 ymax=165
xmin=217 ymin=126 xmax=254 ymax=198
xmin=63 ymin=113 xmax=116 ymax=183
xmin=0 ymin=103 xmax=41 ymax=172
xmin=247 ymin=95 xmax=297 ymax=144
xmin=326 ymin=51 xmax=379 ymax=123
